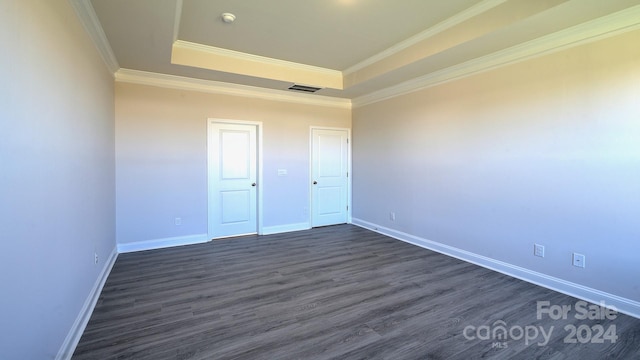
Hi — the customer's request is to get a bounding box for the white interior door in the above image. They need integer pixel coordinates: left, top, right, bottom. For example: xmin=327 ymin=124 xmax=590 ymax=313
xmin=311 ymin=128 xmax=349 ymax=227
xmin=208 ymin=121 xmax=258 ymax=239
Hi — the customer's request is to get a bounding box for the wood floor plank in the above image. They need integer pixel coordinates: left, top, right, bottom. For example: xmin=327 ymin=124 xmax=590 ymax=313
xmin=73 ymin=225 xmax=640 ymax=359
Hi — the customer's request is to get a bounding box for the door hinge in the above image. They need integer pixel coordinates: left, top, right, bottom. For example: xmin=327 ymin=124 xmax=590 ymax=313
xmin=346 ymin=172 xmax=349 ymax=178
xmin=347 ymin=138 xmax=349 ymax=144
xmin=347 ymin=205 xmax=349 ymax=210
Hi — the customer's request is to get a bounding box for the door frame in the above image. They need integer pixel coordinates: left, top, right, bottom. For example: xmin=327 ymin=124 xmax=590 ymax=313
xmin=309 ymin=126 xmax=352 ymax=226
xmin=207 ymin=118 xmax=263 ymax=239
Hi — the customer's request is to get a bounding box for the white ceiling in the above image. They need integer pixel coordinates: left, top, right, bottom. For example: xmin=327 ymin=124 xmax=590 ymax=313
xmin=176 ymin=0 xmax=480 ymax=70
xmin=87 ymin=0 xmax=640 ymax=102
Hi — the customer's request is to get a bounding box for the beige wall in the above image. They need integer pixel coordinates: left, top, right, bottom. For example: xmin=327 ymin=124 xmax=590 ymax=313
xmin=115 ymin=83 xmax=351 ymax=244
xmin=0 ymin=0 xmax=116 ymax=358
xmin=353 ymin=29 xmax=640 ymax=306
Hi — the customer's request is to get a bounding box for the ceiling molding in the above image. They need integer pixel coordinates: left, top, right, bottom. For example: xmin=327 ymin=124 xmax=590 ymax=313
xmin=68 ymin=0 xmax=119 ymax=74
xmin=173 ymin=40 xmax=343 ymax=78
xmin=353 ymin=5 xmax=640 ymax=108
xmin=343 ymin=0 xmax=507 ymax=75
xmin=115 ymin=68 xmax=352 ymax=109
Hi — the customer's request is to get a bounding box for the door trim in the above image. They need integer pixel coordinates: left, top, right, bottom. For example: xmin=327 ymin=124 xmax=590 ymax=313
xmin=207 ymin=118 xmax=263 ymax=239
xmin=309 ymin=126 xmax=352 ymax=226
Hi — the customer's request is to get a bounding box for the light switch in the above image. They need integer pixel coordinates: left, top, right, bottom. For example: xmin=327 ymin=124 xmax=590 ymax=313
xmin=278 ymin=169 xmax=288 ymax=176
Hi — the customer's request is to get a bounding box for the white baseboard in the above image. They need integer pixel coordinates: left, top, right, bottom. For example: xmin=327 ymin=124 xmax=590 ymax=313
xmin=117 ymin=233 xmax=209 ymax=253
xmin=262 ymin=222 xmax=311 ymax=236
xmin=351 ymin=218 xmax=640 ymax=319
xmin=56 ymin=247 xmax=118 ymax=360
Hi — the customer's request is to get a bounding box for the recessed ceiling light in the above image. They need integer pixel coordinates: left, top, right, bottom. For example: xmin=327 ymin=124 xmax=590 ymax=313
xmin=221 ymin=13 xmax=236 ymax=23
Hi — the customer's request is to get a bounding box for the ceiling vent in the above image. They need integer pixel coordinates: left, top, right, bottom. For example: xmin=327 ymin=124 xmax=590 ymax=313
xmin=288 ymin=84 xmax=322 ymax=93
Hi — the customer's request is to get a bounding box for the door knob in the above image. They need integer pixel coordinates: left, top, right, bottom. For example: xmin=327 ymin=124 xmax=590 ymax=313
xmin=313 ymin=181 xmax=317 ymax=185
xmin=252 ymin=183 xmax=256 ymax=187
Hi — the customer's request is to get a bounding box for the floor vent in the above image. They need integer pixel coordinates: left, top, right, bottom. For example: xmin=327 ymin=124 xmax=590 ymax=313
xmin=288 ymin=84 xmax=322 ymax=93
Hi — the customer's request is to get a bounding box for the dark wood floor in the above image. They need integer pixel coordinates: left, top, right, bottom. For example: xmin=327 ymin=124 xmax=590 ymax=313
xmin=73 ymin=225 xmax=640 ymax=360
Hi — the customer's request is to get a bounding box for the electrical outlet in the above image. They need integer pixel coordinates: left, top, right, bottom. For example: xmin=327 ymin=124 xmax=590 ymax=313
xmin=390 ymin=212 xmax=396 ymax=221
xmin=94 ymin=252 xmax=99 ymax=265
xmin=572 ymin=253 xmax=585 ymax=268
xmin=534 ymin=244 xmax=545 ymax=258
xmin=175 ymin=217 xmax=182 ymax=226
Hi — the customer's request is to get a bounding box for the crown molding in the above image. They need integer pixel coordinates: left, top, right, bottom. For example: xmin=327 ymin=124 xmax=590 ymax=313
xmin=353 ymin=5 xmax=640 ymax=108
xmin=343 ymin=0 xmax=507 ymax=75
xmin=68 ymin=0 xmax=119 ymax=74
xmin=115 ymin=68 xmax=352 ymax=109
xmin=173 ymin=40 xmax=343 ymax=78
